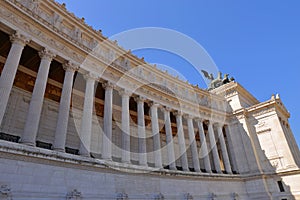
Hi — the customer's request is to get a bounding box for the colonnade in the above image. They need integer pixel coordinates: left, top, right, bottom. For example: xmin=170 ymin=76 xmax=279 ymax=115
xmin=0 ymin=32 xmax=234 ymax=174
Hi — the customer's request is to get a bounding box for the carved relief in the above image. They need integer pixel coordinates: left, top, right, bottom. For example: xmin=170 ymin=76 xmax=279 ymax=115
xmin=116 ymin=192 xmax=128 ymax=200
xmin=66 ymin=189 xmax=81 ymax=200
xmin=0 ymin=185 xmax=12 ymax=200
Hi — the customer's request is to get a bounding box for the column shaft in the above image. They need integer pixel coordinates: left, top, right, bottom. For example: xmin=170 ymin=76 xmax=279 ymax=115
xmin=53 ymin=62 xmax=78 ymax=151
xmin=187 ymin=116 xmax=201 ymax=172
xmin=217 ymin=124 xmax=232 ymax=174
xmin=21 ymin=49 xmax=55 ymax=145
xmin=102 ymin=82 xmax=114 ymax=160
xmin=0 ymin=33 xmax=28 ymax=126
xmin=79 ymin=73 xmax=97 ymax=156
xmin=175 ymin=112 xmax=189 ymax=171
xmin=120 ymin=90 xmax=131 ymax=163
xmin=164 ymin=108 xmax=176 ymax=170
xmin=197 ymin=120 xmax=212 ymax=173
xmin=208 ymin=122 xmax=222 ymax=173
xmin=151 ymin=103 xmax=162 ymax=168
xmin=136 ymin=97 xmax=147 ymax=166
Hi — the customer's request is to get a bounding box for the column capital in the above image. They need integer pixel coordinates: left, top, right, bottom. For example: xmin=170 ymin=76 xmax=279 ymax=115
xmin=162 ymin=106 xmax=172 ymax=113
xmin=38 ymin=48 xmax=56 ymax=61
xmin=83 ymin=72 xmax=99 ymax=81
xmin=149 ymin=101 xmax=160 ymax=108
xmin=205 ymin=120 xmax=216 ymax=126
xmin=183 ymin=114 xmax=194 ymax=120
xmin=102 ymin=81 xmax=115 ymax=90
xmin=195 ymin=118 xmax=204 ymax=123
xmin=10 ymin=32 xmax=30 ymax=46
xmin=63 ymin=61 xmax=80 ymax=72
xmin=173 ymin=110 xmax=183 ymax=117
xmin=118 ymin=88 xmax=132 ymax=97
xmin=216 ymin=122 xmax=224 ymax=128
xmin=134 ymin=95 xmax=146 ymax=103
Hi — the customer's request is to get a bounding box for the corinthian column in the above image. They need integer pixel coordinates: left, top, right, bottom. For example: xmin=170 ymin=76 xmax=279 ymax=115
xmin=119 ymin=89 xmax=131 ymax=163
xmin=196 ymin=119 xmax=212 ymax=173
xmin=186 ymin=115 xmax=201 ymax=172
xmin=78 ymin=72 xmax=98 ymax=156
xmin=0 ymin=32 xmax=29 ymax=126
xmin=163 ymin=107 xmax=176 ymax=170
xmin=135 ymin=96 xmax=147 ymax=166
xmin=102 ymin=82 xmax=114 ymax=160
xmin=207 ymin=121 xmax=222 ymax=173
xmin=53 ymin=62 xmax=79 ymax=152
xmin=150 ymin=102 xmax=163 ymax=168
xmin=174 ymin=111 xmax=189 ymax=171
xmin=21 ymin=49 xmax=55 ymax=146
xmin=217 ymin=123 xmax=232 ymax=174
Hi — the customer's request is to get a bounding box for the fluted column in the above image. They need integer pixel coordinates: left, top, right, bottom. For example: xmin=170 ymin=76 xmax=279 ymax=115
xmin=150 ymin=102 xmax=162 ymax=168
xmin=21 ymin=49 xmax=55 ymax=146
xmin=53 ymin=62 xmax=78 ymax=151
xmin=120 ymin=89 xmax=131 ymax=163
xmin=196 ymin=119 xmax=212 ymax=173
xmin=0 ymin=32 xmax=29 ymax=126
xmin=207 ymin=121 xmax=222 ymax=173
xmin=186 ymin=115 xmax=201 ymax=172
xmin=102 ymin=82 xmax=114 ymax=160
xmin=217 ymin=123 xmax=232 ymax=174
xmin=135 ymin=96 xmax=147 ymax=166
xmin=174 ymin=111 xmax=189 ymax=171
xmin=79 ymin=72 xmax=98 ymax=156
xmin=163 ymin=107 xmax=176 ymax=170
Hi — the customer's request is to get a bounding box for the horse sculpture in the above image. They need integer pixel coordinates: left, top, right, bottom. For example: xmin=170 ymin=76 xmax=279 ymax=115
xmin=201 ymin=70 xmax=235 ymax=90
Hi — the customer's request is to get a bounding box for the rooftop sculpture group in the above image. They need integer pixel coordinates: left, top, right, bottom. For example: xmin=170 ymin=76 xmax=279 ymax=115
xmin=201 ymin=70 xmax=235 ymax=90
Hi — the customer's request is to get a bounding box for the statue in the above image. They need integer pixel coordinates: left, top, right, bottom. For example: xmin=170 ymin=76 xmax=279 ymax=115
xmin=201 ymin=70 xmax=235 ymax=90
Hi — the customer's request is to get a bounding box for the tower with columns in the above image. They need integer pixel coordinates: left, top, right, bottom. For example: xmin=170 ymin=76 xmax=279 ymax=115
xmin=0 ymin=0 xmax=299 ymax=199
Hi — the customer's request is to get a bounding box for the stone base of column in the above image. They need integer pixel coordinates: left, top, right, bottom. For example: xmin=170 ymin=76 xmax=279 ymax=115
xmin=139 ymin=163 xmax=148 ymax=167
xmin=79 ymin=147 xmax=90 ymax=157
xmin=20 ymin=141 xmax=35 ymax=147
xmin=102 ymin=157 xmax=112 ymax=161
xmin=121 ymin=160 xmax=131 ymax=164
xmin=53 ymin=148 xmax=65 ymax=153
xmin=195 ymin=168 xmax=201 ymax=173
xmin=183 ymin=168 xmax=190 ymax=172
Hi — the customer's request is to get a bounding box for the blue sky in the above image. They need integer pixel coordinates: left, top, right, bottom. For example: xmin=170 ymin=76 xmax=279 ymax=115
xmin=56 ymin=0 xmax=300 ymax=146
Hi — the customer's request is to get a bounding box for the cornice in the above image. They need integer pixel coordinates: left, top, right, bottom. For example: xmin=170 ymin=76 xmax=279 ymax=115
xmin=213 ymin=82 xmax=259 ymax=105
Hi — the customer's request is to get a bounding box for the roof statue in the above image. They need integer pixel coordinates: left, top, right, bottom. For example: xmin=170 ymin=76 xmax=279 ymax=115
xmin=201 ymin=70 xmax=235 ymax=90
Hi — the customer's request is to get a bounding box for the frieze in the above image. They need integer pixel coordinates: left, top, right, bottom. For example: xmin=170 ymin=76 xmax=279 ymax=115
xmin=251 ymin=107 xmax=276 ymax=118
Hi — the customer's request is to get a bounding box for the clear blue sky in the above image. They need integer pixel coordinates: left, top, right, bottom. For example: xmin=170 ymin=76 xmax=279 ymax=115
xmin=56 ymin=0 xmax=300 ymax=146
